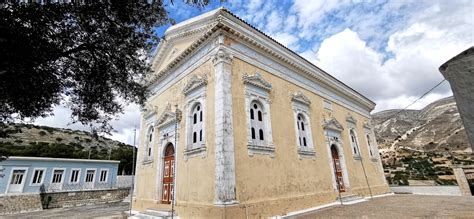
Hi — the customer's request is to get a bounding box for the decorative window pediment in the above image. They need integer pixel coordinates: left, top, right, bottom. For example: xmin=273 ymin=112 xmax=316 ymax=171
xmin=323 ymin=117 xmax=344 ymax=132
xmin=363 ymin=121 xmax=372 ymax=130
xmin=346 ymin=114 xmax=357 ymax=124
xmin=156 ymin=104 xmax=182 ymax=129
xmin=291 ymin=91 xmax=311 ymax=106
xmin=242 ymin=73 xmax=272 ymax=91
xmin=182 ymin=74 xmax=208 ymax=95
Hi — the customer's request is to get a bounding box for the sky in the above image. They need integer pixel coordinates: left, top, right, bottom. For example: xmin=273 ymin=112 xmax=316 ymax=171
xmin=34 ymin=0 xmax=473 ymax=145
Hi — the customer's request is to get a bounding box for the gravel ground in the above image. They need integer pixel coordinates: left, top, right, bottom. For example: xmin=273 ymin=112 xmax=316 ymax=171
xmin=3 ymin=202 xmax=129 ymax=219
xmin=292 ymin=194 xmax=474 ymax=219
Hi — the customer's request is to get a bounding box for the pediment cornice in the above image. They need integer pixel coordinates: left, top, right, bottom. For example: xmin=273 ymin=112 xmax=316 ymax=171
xmin=183 ymin=74 xmax=208 ymax=95
xmin=323 ymin=117 xmax=344 ymax=132
xmin=156 ymin=104 xmax=182 ymax=128
xmin=242 ymin=73 xmax=272 ymax=91
xmin=346 ymin=114 xmax=357 ymax=124
xmin=291 ymin=91 xmax=311 ymax=105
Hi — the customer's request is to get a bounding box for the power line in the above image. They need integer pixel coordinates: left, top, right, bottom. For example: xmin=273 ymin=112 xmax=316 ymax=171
xmin=381 ymin=79 xmax=447 ymax=123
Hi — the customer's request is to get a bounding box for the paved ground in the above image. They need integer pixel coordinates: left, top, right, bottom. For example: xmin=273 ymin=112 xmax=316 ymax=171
xmin=4 ymin=202 xmax=129 ymax=219
xmin=293 ymin=194 xmax=474 ymax=219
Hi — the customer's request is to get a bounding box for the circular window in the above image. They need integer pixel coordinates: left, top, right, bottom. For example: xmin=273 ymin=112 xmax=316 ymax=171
xmin=197 ymin=105 xmax=200 ymax=111
xmin=253 ymin=104 xmax=258 ymax=109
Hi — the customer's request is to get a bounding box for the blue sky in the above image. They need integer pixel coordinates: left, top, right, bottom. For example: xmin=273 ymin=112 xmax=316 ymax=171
xmin=35 ymin=0 xmax=473 ymax=144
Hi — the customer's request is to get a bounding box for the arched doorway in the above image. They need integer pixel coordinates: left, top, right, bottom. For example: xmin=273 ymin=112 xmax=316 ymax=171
xmin=331 ymin=145 xmax=345 ymax=192
xmin=162 ymin=143 xmax=175 ymax=204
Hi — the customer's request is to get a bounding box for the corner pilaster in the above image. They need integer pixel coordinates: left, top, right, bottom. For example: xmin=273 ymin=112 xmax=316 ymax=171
xmin=212 ymin=39 xmax=237 ymax=205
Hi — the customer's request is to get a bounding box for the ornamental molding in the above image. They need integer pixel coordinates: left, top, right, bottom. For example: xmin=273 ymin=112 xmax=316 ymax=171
xmin=346 ymin=114 xmax=357 ymax=124
xmin=148 ymin=8 xmax=375 ymax=112
xmin=363 ymin=121 xmax=372 ymax=129
xmin=183 ymin=74 xmax=208 ymax=95
xmin=291 ymin=91 xmax=311 ymax=105
xmin=212 ymin=48 xmax=233 ymax=65
xmin=156 ymin=104 xmax=182 ymax=129
xmin=323 ymin=117 xmax=344 ymax=132
xmin=242 ymin=73 xmax=272 ymax=91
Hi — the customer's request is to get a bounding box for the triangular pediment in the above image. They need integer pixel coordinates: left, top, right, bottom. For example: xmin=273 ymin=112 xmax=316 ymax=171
xmin=291 ymin=91 xmax=311 ymax=105
xmin=156 ymin=104 xmax=182 ymax=128
xmin=323 ymin=117 xmax=344 ymax=132
xmin=183 ymin=74 xmax=208 ymax=95
xmin=346 ymin=114 xmax=357 ymax=124
xmin=242 ymin=73 xmax=272 ymax=91
xmin=363 ymin=121 xmax=372 ymax=129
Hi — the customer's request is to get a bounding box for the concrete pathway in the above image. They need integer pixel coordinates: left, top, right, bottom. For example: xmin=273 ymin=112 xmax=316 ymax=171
xmin=292 ymin=194 xmax=474 ymax=218
xmin=4 ymin=202 xmax=129 ymax=219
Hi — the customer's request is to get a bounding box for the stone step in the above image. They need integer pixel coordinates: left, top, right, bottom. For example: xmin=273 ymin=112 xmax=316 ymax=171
xmin=336 ymin=194 xmax=366 ymax=205
xmin=127 ymin=209 xmax=176 ymax=219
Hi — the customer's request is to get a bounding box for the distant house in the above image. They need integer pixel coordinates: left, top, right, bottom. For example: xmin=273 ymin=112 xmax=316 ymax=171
xmin=0 ymin=157 xmax=119 ymax=194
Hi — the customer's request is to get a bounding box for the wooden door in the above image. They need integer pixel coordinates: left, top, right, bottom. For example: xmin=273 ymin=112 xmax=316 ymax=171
xmin=162 ymin=144 xmax=175 ymax=204
xmin=331 ymin=145 xmax=345 ymax=192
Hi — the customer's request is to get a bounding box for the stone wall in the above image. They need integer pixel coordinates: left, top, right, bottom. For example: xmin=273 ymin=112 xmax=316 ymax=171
xmin=43 ymin=188 xmax=130 ymax=208
xmin=0 ymin=194 xmax=42 ymax=215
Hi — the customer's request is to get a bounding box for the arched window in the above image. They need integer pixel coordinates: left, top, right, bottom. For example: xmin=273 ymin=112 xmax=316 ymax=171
xmin=146 ymin=126 xmax=154 ymax=158
xmin=249 ymin=101 xmax=265 ymax=144
xmin=367 ymin=134 xmax=373 ymax=157
xmin=297 ymin=114 xmax=308 ymax=147
xmin=350 ymin=129 xmax=360 ymax=157
xmin=191 ymin=103 xmax=204 ymax=148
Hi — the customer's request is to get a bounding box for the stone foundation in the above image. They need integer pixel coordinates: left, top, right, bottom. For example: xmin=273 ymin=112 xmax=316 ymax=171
xmin=0 ymin=194 xmax=42 ymax=215
xmin=43 ymin=188 xmax=130 ymax=209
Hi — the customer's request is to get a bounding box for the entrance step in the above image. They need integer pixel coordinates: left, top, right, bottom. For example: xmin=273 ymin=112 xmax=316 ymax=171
xmin=128 ymin=209 xmax=176 ymax=219
xmin=336 ymin=194 xmax=366 ymax=205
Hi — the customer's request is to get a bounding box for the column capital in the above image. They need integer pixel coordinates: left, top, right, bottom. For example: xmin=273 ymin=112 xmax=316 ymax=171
xmin=212 ymin=48 xmax=233 ymax=66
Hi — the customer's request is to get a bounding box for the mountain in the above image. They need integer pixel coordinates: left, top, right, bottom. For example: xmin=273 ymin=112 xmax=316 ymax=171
xmin=372 ymin=96 xmax=473 ymax=185
xmin=373 ymin=96 xmax=471 ymax=153
xmin=0 ymin=123 xmax=135 ymax=174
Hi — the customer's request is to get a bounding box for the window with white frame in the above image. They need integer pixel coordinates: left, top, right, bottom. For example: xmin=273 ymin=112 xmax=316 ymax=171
xmin=291 ymin=91 xmax=315 ymax=157
xmin=191 ymin=103 xmax=204 ymax=147
xmin=366 ymin=134 xmax=374 ymax=157
xmin=242 ymin=73 xmax=274 ymax=156
xmin=99 ymin=169 xmax=108 ymax=183
xmin=85 ymin=169 xmax=95 ymax=182
xmin=145 ymin=126 xmax=154 ymax=161
xmin=250 ymin=101 xmax=266 ymax=143
xmin=10 ymin=169 xmax=26 ymax=185
xmin=183 ymin=74 xmax=207 ymax=157
xmin=349 ymin=129 xmax=360 ymax=157
xmin=52 ymin=169 xmax=64 ymax=183
xmin=297 ymin=114 xmax=309 ymax=147
xmin=31 ymin=169 xmax=45 ymax=185
xmin=70 ymin=169 xmax=80 ymax=183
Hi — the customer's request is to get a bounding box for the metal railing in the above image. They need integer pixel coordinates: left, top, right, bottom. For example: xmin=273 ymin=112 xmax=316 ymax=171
xmin=39 ymin=177 xmax=133 ymax=193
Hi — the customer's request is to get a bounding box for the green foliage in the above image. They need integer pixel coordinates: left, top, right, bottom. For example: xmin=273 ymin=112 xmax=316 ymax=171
xmin=55 ymin=137 xmax=63 ymax=142
xmin=0 ymin=1 xmax=171 ymax=132
xmin=38 ymin=131 xmax=47 ymax=136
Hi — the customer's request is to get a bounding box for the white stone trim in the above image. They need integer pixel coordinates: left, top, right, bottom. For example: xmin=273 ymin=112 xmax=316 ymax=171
xmin=324 ymin=129 xmax=350 ymax=191
xmin=155 ymin=121 xmax=179 ymax=203
xmin=213 ymin=44 xmax=237 ymax=205
xmin=99 ymin=169 xmax=109 ymax=183
xmin=291 ymin=92 xmax=316 ymax=159
xmin=346 ymin=118 xmax=361 ymax=159
xmin=183 ymin=81 xmax=207 ymax=160
xmin=244 ymin=74 xmax=274 ymax=157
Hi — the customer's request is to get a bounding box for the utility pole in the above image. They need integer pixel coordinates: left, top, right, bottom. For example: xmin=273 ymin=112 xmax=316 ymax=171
xmin=129 ymin=127 xmax=137 ymax=215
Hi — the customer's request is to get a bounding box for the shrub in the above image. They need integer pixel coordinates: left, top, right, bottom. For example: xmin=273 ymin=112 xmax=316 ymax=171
xmin=55 ymin=137 xmax=63 ymax=142
xmin=38 ymin=131 xmax=47 ymax=136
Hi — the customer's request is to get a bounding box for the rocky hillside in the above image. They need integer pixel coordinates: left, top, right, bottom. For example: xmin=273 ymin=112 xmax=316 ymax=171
xmin=373 ymin=96 xmax=471 ymax=153
xmin=0 ymin=123 xmax=135 ymax=174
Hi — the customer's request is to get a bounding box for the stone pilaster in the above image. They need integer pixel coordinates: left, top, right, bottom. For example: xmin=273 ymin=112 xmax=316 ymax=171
xmin=212 ymin=43 xmax=237 ymax=205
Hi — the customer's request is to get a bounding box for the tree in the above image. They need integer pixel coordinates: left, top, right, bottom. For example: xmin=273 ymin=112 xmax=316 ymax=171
xmin=0 ymin=0 xmax=210 ymax=133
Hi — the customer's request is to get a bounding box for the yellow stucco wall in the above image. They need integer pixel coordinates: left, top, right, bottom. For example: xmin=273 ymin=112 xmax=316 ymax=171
xmin=134 ymin=44 xmax=389 ymax=218
xmin=133 ymin=61 xmax=217 ymax=212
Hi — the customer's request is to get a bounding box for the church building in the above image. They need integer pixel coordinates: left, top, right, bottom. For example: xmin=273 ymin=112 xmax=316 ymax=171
xmin=132 ymin=8 xmax=389 ymax=218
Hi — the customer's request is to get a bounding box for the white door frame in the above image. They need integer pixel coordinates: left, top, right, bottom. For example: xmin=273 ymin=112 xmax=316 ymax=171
xmin=6 ymin=167 xmax=29 ymax=194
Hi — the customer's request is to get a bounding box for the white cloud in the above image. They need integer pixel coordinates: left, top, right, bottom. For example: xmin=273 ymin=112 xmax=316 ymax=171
xmin=272 ymin=32 xmax=300 ymax=50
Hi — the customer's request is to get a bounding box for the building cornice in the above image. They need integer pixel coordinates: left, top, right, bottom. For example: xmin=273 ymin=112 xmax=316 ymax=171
xmin=148 ymin=8 xmax=376 ymax=111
